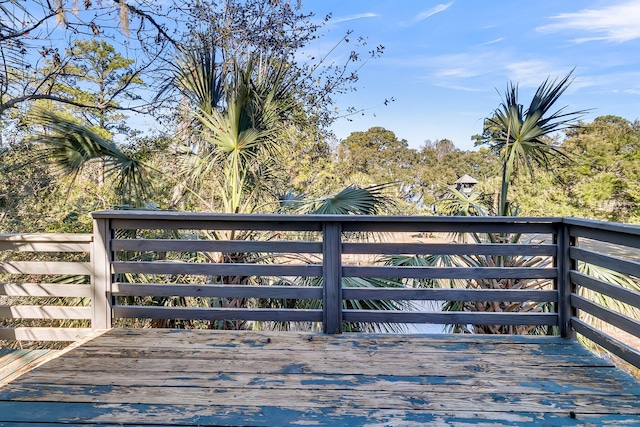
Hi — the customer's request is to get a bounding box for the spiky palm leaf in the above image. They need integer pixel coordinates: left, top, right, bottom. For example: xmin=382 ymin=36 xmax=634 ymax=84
xmin=176 ymin=52 xmax=295 ymax=214
xmin=31 ymin=109 xmax=149 ymax=206
xmin=488 ymin=71 xmax=588 ymax=215
xmin=173 ymin=43 xmax=224 ymax=116
xmin=303 ymin=184 xmax=396 ymax=215
xmin=439 ymin=185 xmax=489 ymax=217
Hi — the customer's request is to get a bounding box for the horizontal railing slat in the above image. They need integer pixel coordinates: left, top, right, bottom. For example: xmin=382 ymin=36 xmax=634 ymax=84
xmin=110 ymin=219 xmax=322 ymax=232
xmin=570 ymin=271 xmax=640 ymax=310
xmin=342 ymin=287 xmax=557 ymax=302
xmin=0 ymin=306 xmax=91 ymax=320
xmin=92 ymin=211 xmax=562 ymax=225
xmin=112 ymin=239 xmax=322 ymax=253
xmin=112 ymin=306 xmax=322 ymax=322
xmin=112 ymin=283 xmax=322 ymax=299
xmin=112 ymin=262 xmax=323 ymax=277
xmin=342 ymin=242 xmax=556 ymax=256
xmin=343 ymin=310 xmax=557 ymax=325
xmin=341 ymin=222 xmax=558 ymax=234
xmin=569 ymin=226 xmax=640 ymax=251
xmin=0 ymin=233 xmax=92 ymax=243
xmin=571 ymin=318 xmax=640 ymax=369
xmin=0 ymin=283 xmax=92 ymax=298
xmin=570 ymin=247 xmax=640 ymax=278
xmin=0 ymin=242 xmax=90 ymax=252
xmin=342 ymin=266 xmax=557 ymax=279
xmin=0 ymin=327 xmax=94 ymax=341
xmin=0 ymin=261 xmax=92 ymax=275
xmin=564 ymin=217 xmax=640 ymax=237
xmin=571 ymin=294 xmax=640 ymax=340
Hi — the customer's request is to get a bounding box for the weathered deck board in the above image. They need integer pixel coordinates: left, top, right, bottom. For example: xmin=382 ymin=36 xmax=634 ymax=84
xmin=1 ymin=329 xmax=639 ymax=426
xmin=0 ymin=349 xmax=56 ymax=387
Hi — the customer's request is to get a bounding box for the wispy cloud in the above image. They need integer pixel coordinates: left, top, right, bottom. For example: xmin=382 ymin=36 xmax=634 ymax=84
xmin=403 ymin=2 xmax=453 ymax=26
xmin=332 ymin=13 xmax=378 ymax=24
xmin=429 ymin=51 xmax=508 ymax=80
xmin=537 ymin=1 xmax=640 ymax=43
xmin=479 ymin=37 xmax=504 ymax=46
xmin=434 ymin=84 xmax=483 ymax=92
xmin=504 ymin=60 xmax=571 ymax=88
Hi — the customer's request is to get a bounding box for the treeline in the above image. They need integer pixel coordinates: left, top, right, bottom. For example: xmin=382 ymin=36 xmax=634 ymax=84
xmin=2 ymin=113 xmax=639 ymax=233
xmin=1 ymin=2 xmax=639 ymax=233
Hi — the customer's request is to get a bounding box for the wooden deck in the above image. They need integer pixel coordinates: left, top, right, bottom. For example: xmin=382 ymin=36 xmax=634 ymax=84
xmin=0 ymin=329 xmax=639 ymax=426
xmin=0 ymin=349 xmax=57 ymax=388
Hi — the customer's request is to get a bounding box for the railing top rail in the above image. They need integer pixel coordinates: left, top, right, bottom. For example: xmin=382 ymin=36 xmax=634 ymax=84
xmin=563 ymin=217 xmax=640 ymax=236
xmin=91 ymin=210 xmax=563 ymax=225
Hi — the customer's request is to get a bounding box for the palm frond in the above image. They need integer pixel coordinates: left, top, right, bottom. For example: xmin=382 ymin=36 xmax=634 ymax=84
xmin=308 ymin=184 xmax=396 ymax=215
xmin=30 ymin=109 xmax=149 ymax=205
xmin=173 ymin=51 xmax=296 ymax=213
xmin=486 ymin=70 xmax=589 ymax=215
xmin=439 ymin=185 xmax=490 ymax=217
xmin=173 ymin=42 xmax=224 ymax=115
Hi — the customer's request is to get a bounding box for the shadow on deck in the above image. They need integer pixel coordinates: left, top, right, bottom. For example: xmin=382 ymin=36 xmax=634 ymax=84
xmin=1 ymin=329 xmax=639 ymax=426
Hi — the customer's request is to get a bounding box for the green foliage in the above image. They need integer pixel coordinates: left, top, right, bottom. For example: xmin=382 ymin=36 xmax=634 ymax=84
xmin=485 ymin=71 xmax=587 ymax=215
xmin=174 ymin=47 xmax=297 ymax=213
xmin=30 ymin=109 xmax=149 ymax=207
xmin=294 ymin=184 xmax=396 ymax=215
xmin=336 ymin=127 xmax=499 ymax=212
xmin=338 ymin=127 xmax=415 ymax=182
xmin=558 ymin=116 xmax=640 ymax=222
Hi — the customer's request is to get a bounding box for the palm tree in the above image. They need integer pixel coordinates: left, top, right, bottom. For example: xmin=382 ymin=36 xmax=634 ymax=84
xmin=29 ymin=43 xmax=406 ymax=332
xmin=32 ymin=110 xmax=149 ymax=208
xmin=384 ymin=73 xmax=640 ymax=335
xmin=172 ymin=40 xmax=297 ymax=215
xmin=487 ymin=70 xmax=588 ymax=216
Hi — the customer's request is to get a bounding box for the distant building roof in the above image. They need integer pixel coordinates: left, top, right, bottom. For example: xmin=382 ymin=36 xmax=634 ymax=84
xmin=454 ymin=174 xmax=478 ymax=185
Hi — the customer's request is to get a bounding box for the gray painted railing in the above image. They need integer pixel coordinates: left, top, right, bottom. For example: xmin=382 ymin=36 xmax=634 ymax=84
xmin=0 ymin=233 xmax=94 ymax=341
xmin=92 ymin=211 xmax=563 ymax=334
xmin=1 ymin=211 xmax=639 ymax=369
xmin=564 ymin=218 xmax=640 ymax=369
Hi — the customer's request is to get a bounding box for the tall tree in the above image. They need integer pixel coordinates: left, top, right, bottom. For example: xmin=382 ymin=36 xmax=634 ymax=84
xmin=167 ymin=0 xmax=386 ymax=130
xmin=559 ymin=116 xmax=640 ymax=222
xmin=484 ymin=71 xmax=587 ymax=216
xmin=0 ymin=1 xmax=174 ymax=121
xmin=64 ymin=39 xmax=144 ymax=136
xmin=338 ymin=127 xmax=415 ymax=183
xmin=382 ymin=73 xmax=597 ymax=335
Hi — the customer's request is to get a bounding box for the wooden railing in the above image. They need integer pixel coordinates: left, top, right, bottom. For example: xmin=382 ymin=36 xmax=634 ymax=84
xmin=1 ymin=211 xmax=639 ymax=370
xmin=564 ymin=218 xmax=640 ymax=369
xmin=93 ymin=211 xmax=562 ymax=333
xmin=0 ymin=233 xmax=94 ymax=342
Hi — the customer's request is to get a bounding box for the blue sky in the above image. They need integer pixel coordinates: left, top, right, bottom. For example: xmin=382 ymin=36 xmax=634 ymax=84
xmin=300 ymin=1 xmax=640 ymax=150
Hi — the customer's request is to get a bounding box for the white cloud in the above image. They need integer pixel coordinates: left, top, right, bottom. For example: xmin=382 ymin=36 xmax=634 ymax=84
xmin=428 ymin=51 xmax=508 ymax=79
xmin=537 ymin=1 xmax=640 ymax=43
xmin=403 ymin=2 xmax=453 ymax=26
xmin=434 ymin=84 xmax=483 ymax=92
xmin=479 ymin=37 xmax=504 ymax=46
xmin=332 ymin=13 xmax=377 ymax=24
xmin=504 ymin=60 xmax=561 ymax=87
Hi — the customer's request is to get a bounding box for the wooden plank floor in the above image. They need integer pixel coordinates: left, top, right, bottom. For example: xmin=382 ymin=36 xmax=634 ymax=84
xmin=0 ymin=329 xmax=639 ymax=426
xmin=0 ymin=349 xmax=58 ymax=388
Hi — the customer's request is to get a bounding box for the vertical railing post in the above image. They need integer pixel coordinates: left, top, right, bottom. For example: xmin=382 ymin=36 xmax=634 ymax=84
xmin=91 ymin=216 xmax=112 ymax=329
xmin=322 ymin=221 xmax=343 ymax=334
xmin=557 ymin=222 xmax=576 ymax=339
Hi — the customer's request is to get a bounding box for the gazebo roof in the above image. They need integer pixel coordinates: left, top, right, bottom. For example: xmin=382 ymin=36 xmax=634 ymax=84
xmin=454 ymin=174 xmax=478 ymax=184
